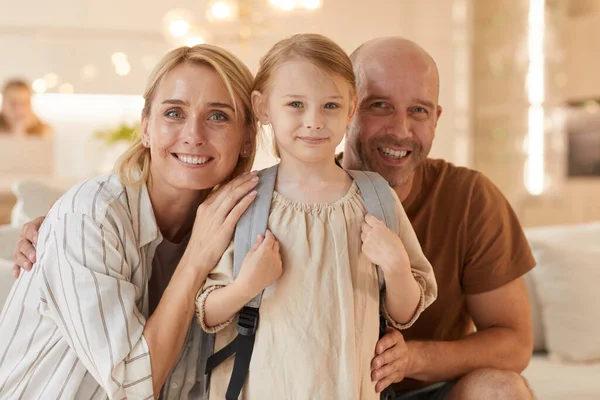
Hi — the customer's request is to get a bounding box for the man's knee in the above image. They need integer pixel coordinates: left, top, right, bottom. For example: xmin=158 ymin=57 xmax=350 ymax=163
xmin=447 ymin=368 xmax=534 ymax=400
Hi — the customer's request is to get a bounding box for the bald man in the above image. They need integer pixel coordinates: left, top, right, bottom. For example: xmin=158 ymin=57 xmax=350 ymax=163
xmin=343 ymin=38 xmax=536 ymax=400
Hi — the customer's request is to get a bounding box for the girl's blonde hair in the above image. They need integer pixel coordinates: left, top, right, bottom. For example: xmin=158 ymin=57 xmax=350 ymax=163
xmin=253 ymin=33 xmax=356 ymax=157
xmin=115 ymin=44 xmax=257 ymax=186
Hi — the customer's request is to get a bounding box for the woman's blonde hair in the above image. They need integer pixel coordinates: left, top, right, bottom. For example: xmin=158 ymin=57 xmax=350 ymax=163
xmin=253 ymin=33 xmax=356 ymax=157
xmin=115 ymin=44 xmax=257 ymax=186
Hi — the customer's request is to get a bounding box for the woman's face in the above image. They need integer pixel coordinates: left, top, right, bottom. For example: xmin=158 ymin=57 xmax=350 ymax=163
xmin=143 ymin=62 xmax=251 ymax=193
xmin=2 ymin=87 xmax=33 ymax=126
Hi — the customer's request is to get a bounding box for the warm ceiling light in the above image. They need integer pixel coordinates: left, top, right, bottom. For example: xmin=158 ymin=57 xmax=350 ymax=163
xmin=44 ymin=73 xmax=58 ymax=88
xmin=32 ymin=79 xmax=48 ymax=94
xmin=300 ymin=0 xmax=321 ymax=9
xmin=211 ymin=2 xmax=233 ymax=19
xmin=111 ymin=52 xmax=127 ymax=65
xmin=270 ymin=0 xmax=296 ymax=11
xmin=169 ymin=19 xmax=190 ymax=37
xmin=115 ymin=63 xmax=131 ymax=76
xmin=187 ymin=36 xmax=206 ymax=46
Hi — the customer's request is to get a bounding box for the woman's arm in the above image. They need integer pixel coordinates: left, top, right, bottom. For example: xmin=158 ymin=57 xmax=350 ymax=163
xmin=41 ymin=172 xmax=259 ymax=398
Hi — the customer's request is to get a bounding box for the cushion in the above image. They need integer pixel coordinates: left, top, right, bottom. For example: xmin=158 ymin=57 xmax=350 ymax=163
xmin=526 ymin=222 xmax=600 ymax=362
xmin=523 ymin=270 xmax=546 ymax=351
xmin=523 ymin=354 xmax=600 ymax=400
xmin=10 ymin=180 xmax=64 ymax=228
xmin=0 ymin=225 xmax=20 ymax=261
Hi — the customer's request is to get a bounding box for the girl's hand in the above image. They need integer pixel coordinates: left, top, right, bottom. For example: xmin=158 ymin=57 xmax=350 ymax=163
xmin=361 ymin=214 xmax=410 ymax=275
xmin=235 ymin=230 xmax=283 ymax=299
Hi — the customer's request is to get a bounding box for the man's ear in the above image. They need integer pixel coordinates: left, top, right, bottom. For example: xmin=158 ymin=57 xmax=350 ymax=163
xmin=434 ymin=105 xmax=443 ymax=128
xmin=251 ymin=90 xmax=270 ymax=125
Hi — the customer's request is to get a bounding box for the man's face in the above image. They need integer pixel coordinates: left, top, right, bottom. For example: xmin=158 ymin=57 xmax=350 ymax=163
xmin=346 ymin=55 xmax=442 ymax=188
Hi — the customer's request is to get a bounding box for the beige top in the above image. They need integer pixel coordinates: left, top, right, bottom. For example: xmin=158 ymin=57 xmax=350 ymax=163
xmin=196 ymin=181 xmax=437 ymax=400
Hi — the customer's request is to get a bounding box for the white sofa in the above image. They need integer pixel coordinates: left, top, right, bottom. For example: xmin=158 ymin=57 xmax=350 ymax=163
xmin=0 ymin=181 xmax=599 ymax=399
xmin=0 ymin=180 xmax=64 ymax=308
xmin=522 ymin=222 xmax=600 ymax=399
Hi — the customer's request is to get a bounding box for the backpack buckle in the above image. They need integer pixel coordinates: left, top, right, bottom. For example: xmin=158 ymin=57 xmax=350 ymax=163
xmin=237 ymin=306 xmax=259 ymax=336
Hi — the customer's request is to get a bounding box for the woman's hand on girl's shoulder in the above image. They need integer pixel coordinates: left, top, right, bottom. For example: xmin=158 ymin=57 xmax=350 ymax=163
xmin=183 ymin=171 xmax=259 ymax=272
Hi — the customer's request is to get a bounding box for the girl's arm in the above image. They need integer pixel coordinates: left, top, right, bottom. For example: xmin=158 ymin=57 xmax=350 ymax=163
xmin=361 ymin=190 xmax=437 ymax=329
xmin=198 ymin=230 xmax=282 ymax=332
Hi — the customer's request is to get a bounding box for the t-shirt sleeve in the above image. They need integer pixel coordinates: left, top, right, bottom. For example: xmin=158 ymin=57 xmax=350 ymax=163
xmin=195 ymin=240 xmax=235 ymax=333
xmin=462 ymin=173 xmax=536 ymax=294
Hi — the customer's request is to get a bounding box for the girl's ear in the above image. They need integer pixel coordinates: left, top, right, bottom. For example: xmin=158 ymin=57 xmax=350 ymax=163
xmin=252 ymin=90 xmax=270 ymax=125
xmin=348 ymin=94 xmax=358 ymax=123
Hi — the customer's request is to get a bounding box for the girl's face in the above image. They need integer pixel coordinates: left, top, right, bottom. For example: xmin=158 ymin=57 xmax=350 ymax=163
xmin=142 ymin=62 xmax=252 ymax=194
xmin=2 ymin=87 xmax=33 ymax=126
xmin=254 ymin=58 xmax=356 ymax=165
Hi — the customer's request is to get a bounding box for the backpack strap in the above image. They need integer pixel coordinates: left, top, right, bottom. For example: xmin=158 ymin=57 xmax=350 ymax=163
xmin=205 ymin=164 xmax=278 ymax=400
xmin=232 ymin=164 xmax=279 ymax=300
xmin=346 ymin=169 xmax=399 ymax=292
xmin=346 ymin=169 xmax=398 ymax=400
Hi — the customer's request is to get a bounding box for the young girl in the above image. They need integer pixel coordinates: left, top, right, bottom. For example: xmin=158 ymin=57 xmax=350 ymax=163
xmin=196 ymin=34 xmax=437 ymax=399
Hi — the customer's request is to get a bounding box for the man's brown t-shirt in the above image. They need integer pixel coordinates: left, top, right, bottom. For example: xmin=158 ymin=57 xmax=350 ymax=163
xmin=392 ymin=158 xmax=536 ymax=393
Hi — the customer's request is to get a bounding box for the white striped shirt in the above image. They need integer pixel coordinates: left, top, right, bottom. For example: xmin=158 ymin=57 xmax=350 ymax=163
xmin=0 ymin=174 xmax=204 ymax=399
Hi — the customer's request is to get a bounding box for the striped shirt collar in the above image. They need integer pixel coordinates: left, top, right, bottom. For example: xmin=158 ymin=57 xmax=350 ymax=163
xmin=124 ymin=177 xmax=161 ymax=249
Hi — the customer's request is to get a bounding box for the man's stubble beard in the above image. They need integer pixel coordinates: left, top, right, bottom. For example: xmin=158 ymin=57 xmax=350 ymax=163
xmin=348 ymin=125 xmax=424 ymax=189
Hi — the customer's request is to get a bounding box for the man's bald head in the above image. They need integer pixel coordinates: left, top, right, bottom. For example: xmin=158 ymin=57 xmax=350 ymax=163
xmin=344 ymin=37 xmax=443 ymax=194
xmin=350 ymin=37 xmax=440 ymax=99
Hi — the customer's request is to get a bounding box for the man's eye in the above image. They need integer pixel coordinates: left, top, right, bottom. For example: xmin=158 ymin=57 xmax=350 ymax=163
xmin=371 ymin=102 xmax=389 ymax=109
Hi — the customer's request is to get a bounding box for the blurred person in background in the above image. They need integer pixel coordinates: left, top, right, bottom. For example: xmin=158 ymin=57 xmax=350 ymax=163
xmin=0 ymin=79 xmax=52 ymax=136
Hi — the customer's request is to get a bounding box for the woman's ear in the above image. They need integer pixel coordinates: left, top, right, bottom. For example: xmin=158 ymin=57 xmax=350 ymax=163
xmin=240 ymin=130 xmax=255 ymax=159
xmin=141 ymin=116 xmax=150 ymax=146
xmin=251 ymin=90 xmax=270 ymax=125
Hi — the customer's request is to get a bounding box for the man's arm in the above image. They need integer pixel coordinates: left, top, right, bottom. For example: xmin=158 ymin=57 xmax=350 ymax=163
xmin=406 ymin=277 xmax=533 ymax=381
xmin=371 ymin=277 xmax=533 ymax=390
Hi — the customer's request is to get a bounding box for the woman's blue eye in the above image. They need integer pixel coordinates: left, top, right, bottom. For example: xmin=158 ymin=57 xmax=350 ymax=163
xmin=165 ymin=109 xmax=183 ymax=119
xmin=288 ymin=101 xmax=303 ymax=108
xmin=209 ymin=113 xmax=228 ymax=121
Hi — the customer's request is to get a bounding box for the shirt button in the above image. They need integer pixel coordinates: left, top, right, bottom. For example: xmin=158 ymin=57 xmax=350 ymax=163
xmin=171 ymin=382 xmax=179 ymax=390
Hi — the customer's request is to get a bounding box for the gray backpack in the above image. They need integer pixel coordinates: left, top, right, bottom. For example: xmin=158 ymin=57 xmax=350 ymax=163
xmin=199 ymin=164 xmax=398 ymax=400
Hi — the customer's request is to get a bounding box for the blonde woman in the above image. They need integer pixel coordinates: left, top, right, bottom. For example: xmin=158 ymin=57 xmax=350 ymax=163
xmin=0 ymin=45 xmax=268 ymax=399
xmin=0 ymin=79 xmax=51 ymax=135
